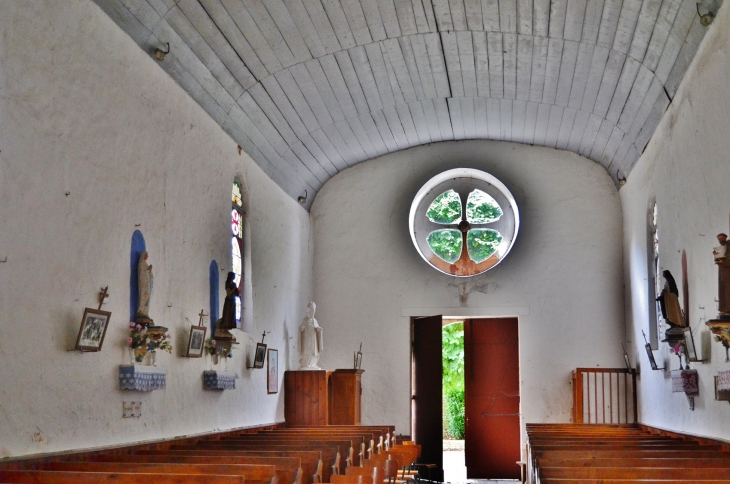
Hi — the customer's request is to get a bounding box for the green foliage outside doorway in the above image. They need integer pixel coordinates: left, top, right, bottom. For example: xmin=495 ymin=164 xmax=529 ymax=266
xmin=443 ymin=322 xmax=465 ymax=439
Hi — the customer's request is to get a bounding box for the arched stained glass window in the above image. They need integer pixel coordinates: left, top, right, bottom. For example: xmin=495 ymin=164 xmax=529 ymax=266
xmin=409 ymin=169 xmax=519 ymax=277
xmin=231 ymin=180 xmax=244 ymax=326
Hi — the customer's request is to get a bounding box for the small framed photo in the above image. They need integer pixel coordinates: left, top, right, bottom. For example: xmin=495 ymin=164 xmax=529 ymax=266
xmin=684 ymin=328 xmax=699 ymax=362
xmin=187 ymin=325 xmax=207 ymax=358
xmin=715 ymin=376 xmax=730 ymax=401
xmin=254 ymin=343 xmax=267 ymax=369
xmin=622 ymin=343 xmax=631 ymax=370
xmin=267 ymin=348 xmax=278 ymax=394
xmin=75 ymin=308 xmax=111 ymax=352
xmin=645 ymin=343 xmax=662 ymax=370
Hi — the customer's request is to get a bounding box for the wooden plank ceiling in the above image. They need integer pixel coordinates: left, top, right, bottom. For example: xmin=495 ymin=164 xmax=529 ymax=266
xmin=95 ymin=0 xmax=716 ymax=207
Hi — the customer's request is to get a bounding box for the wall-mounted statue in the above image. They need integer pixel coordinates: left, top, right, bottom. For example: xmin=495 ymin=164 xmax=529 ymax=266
xmin=657 ymin=269 xmax=684 ymax=341
xmin=299 ymin=302 xmax=324 ymax=370
xmin=136 ymin=251 xmax=154 ymax=325
xmin=214 ymin=272 xmax=239 ymax=342
xmin=714 ymin=233 xmax=730 ymax=319
xmin=706 ymin=232 xmax=730 ymax=354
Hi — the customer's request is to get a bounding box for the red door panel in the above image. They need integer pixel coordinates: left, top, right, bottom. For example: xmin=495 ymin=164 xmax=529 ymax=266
xmin=411 ymin=316 xmax=443 ymax=481
xmin=465 ymin=318 xmax=520 ymax=479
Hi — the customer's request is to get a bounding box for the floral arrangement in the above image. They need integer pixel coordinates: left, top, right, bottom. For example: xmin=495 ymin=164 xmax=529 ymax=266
xmin=672 ymin=341 xmax=685 ymax=355
xmin=127 ymin=322 xmax=172 ymax=362
xmin=205 ymin=338 xmax=233 ymax=358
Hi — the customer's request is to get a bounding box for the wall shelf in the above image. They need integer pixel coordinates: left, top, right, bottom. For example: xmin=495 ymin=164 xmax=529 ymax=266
xmin=203 ymin=370 xmax=236 ymax=390
xmin=119 ymin=365 xmax=167 ymax=391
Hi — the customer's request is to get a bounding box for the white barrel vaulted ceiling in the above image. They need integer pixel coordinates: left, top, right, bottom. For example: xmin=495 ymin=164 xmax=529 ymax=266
xmin=95 ymin=0 xmax=720 ymax=207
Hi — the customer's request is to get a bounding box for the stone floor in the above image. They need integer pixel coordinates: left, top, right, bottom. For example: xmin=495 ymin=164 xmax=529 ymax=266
xmin=443 ymin=444 xmax=519 ymax=484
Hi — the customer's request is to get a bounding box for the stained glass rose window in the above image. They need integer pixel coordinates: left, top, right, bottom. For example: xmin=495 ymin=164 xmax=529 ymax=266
xmin=409 ymin=169 xmax=519 ymax=277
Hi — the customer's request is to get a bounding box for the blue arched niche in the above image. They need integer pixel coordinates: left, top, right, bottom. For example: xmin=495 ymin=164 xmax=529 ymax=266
xmin=209 ymin=260 xmax=219 ymax=335
xmin=130 ymin=230 xmax=146 ymax=322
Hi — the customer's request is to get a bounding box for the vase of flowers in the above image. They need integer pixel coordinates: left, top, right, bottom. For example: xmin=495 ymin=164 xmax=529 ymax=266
xmin=205 ymin=338 xmax=233 ymax=368
xmin=126 ymin=322 xmax=173 ymax=365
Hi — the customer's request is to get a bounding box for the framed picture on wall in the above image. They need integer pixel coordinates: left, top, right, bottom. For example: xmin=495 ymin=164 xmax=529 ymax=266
xmin=253 ymin=343 xmax=267 ymax=369
xmin=186 ymin=325 xmax=207 ymax=358
xmin=75 ymin=308 xmax=112 ymax=352
xmin=267 ymin=348 xmax=278 ymax=394
xmin=644 ymin=343 xmax=662 ymax=370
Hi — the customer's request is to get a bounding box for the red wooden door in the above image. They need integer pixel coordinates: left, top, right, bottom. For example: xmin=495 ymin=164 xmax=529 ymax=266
xmin=464 ymin=318 xmax=520 ymax=479
xmin=411 ymin=316 xmax=443 ymax=481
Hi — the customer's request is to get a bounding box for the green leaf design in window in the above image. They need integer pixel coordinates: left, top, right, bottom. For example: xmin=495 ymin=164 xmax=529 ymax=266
xmin=466 ymin=229 xmax=503 ymax=263
xmin=466 ymin=189 xmax=502 ymax=224
xmin=426 ymin=190 xmax=462 ymax=224
xmin=428 ymin=229 xmax=463 ymax=263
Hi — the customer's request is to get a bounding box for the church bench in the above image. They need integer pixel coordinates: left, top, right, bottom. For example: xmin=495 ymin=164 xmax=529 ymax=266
xmin=530 ymin=441 xmax=710 ymax=449
xmin=218 ymin=435 xmax=373 ymax=462
xmin=538 ymin=466 xmax=730 ymax=479
xmin=186 ymin=440 xmax=355 ymax=466
xmin=532 ymin=449 xmax=730 ymax=459
xmin=149 ymin=447 xmax=337 ymax=481
xmin=233 ymin=432 xmax=379 ymax=455
xmin=0 ymin=470 xmax=246 ymax=483
xmin=21 ymin=461 xmax=282 ymax=483
xmin=108 ymin=452 xmax=305 ymax=484
xmin=540 ymin=480 xmax=729 ymax=483
xmin=535 ymin=457 xmax=730 ymax=467
xmin=345 ymin=464 xmax=384 ymax=483
xmin=285 ymin=427 xmax=395 ymax=448
xmin=330 ymin=474 xmax=373 ymax=484
xmin=86 ymin=455 xmax=295 ymax=484
xmin=527 ymin=423 xmax=730 ymax=483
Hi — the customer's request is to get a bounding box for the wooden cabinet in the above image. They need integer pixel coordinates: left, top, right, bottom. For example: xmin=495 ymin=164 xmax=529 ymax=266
xmin=329 ymin=369 xmax=364 ymax=425
xmin=284 ymin=370 xmax=330 ymax=425
xmin=284 ymin=369 xmax=364 ymax=425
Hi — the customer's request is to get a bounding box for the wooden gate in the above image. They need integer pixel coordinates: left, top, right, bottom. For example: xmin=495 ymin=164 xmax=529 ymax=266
xmin=572 ymin=368 xmax=637 ymax=424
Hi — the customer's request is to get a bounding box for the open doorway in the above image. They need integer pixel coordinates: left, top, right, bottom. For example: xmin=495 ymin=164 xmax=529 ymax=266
xmin=442 ymin=319 xmax=466 ymax=482
xmin=412 ymin=317 xmax=521 ymax=482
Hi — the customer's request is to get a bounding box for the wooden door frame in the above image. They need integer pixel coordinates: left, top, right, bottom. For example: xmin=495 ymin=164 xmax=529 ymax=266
xmin=409 ymin=315 xmax=524 ymax=480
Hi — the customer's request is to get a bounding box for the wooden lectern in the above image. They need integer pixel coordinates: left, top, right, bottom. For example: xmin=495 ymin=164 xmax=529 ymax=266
xmin=330 ymin=369 xmax=364 ymax=425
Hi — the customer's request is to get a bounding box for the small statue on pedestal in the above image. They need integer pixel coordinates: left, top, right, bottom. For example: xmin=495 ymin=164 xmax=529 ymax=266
xmin=299 ymin=302 xmax=324 ymax=370
xmin=706 ymin=232 xmax=730 ymax=353
xmin=136 ymin=251 xmax=154 ymax=326
xmin=657 ymin=270 xmax=685 ymax=342
xmin=214 ymin=272 xmax=239 ymax=342
xmin=714 ymin=233 xmax=730 ymax=319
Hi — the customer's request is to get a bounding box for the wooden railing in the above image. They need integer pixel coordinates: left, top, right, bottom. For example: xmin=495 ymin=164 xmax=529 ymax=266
xmin=572 ymin=368 xmax=637 ymax=424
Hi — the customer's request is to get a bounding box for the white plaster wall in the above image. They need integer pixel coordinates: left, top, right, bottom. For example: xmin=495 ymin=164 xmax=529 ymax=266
xmin=311 ymin=140 xmax=625 ymax=435
xmin=621 ymin=4 xmax=730 ymax=440
xmin=0 ymin=0 xmax=312 ymax=458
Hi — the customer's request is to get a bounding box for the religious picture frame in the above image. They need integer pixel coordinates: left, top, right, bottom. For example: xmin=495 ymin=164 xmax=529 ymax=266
xmin=622 ymin=343 xmax=631 ymax=370
xmin=267 ymin=348 xmax=278 ymax=394
xmin=75 ymin=308 xmax=111 ymax=352
xmin=645 ymin=343 xmax=662 ymax=370
xmin=253 ymin=342 xmax=267 ymax=369
xmin=715 ymin=376 xmax=730 ymax=402
xmin=684 ymin=328 xmax=699 ymax=362
xmin=186 ymin=325 xmax=207 ymax=358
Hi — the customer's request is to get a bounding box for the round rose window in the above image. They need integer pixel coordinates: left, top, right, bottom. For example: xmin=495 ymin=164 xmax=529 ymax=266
xmin=409 ymin=168 xmax=519 ymax=277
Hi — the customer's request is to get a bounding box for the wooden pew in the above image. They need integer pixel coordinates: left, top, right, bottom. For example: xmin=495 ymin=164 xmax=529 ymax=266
xmin=539 ymin=466 xmax=730 ymax=479
xmin=145 ymin=448 xmax=335 ymax=482
xmin=185 ymin=440 xmax=354 ymax=467
xmin=88 ymin=455 xmax=294 ymax=484
xmin=527 ymin=423 xmax=730 ymax=483
xmin=0 ymin=470 xmax=246 ymax=483
xmin=210 ymin=434 xmax=371 ymax=465
xmin=22 ymin=462 xmax=279 ymax=482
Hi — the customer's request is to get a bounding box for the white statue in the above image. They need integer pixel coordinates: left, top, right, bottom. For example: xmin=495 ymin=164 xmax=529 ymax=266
xmin=299 ymin=302 xmax=323 ymax=370
xmin=136 ymin=251 xmax=154 ymax=325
